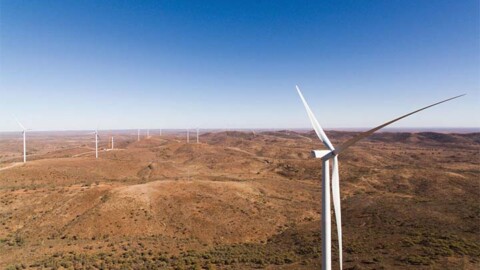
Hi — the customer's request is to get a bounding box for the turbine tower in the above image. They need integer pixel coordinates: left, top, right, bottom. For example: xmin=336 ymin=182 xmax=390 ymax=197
xmin=15 ymin=118 xmax=28 ymax=163
xmin=137 ymin=129 xmax=140 ymax=142
xmin=111 ymin=136 xmax=114 ymax=150
xmin=296 ymin=85 xmax=464 ymax=270
xmin=194 ymin=125 xmax=203 ymax=144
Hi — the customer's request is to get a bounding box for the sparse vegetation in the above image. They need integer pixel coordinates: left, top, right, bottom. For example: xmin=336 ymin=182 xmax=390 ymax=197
xmin=0 ymin=131 xmax=479 ymax=269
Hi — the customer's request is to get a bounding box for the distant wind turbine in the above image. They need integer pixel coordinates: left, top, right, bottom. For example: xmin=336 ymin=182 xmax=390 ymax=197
xmin=137 ymin=129 xmax=140 ymax=142
xmin=14 ymin=117 xmax=28 ymax=163
xmin=195 ymin=124 xmax=204 ymax=144
xmin=111 ymin=136 xmax=114 ymax=150
xmin=296 ymin=85 xmax=464 ymax=270
xmin=90 ymin=129 xmax=99 ymax=159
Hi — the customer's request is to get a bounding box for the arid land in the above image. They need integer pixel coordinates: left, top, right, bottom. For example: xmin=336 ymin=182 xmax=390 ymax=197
xmin=0 ymin=130 xmax=479 ymax=269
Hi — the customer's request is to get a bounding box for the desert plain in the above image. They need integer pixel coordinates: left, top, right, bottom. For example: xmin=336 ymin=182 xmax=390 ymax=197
xmin=0 ymin=130 xmax=479 ymax=269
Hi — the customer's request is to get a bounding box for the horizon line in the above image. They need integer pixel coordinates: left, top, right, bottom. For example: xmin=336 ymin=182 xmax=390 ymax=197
xmin=0 ymin=127 xmax=478 ymax=134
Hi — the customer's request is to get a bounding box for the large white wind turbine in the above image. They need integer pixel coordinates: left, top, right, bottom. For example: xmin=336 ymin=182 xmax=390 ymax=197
xmin=296 ymin=85 xmax=464 ymax=270
xmin=14 ymin=118 xmax=28 ymax=163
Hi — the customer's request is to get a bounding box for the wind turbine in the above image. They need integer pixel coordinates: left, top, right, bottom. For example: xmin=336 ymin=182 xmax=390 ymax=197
xmin=296 ymin=85 xmax=464 ymax=270
xmin=194 ymin=125 xmax=203 ymax=144
xmin=93 ymin=129 xmax=99 ymax=159
xmin=111 ymin=136 xmax=114 ymax=150
xmin=14 ymin=118 xmax=28 ymax=163
xmin=137 ymin=129 xmax=140 ymax=142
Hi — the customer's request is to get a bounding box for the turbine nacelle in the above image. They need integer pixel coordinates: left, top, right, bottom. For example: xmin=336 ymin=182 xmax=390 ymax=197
xmin=311 ymin=150 xmax=335 ymax=160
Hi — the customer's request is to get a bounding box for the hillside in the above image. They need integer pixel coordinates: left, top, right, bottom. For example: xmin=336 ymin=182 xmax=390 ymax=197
xmin=0 ymin=131 xmax=479 ymax=269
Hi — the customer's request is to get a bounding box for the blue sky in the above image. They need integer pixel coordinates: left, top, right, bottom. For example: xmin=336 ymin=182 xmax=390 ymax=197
xmin=0 ymin=0 xmax=478 ymax=131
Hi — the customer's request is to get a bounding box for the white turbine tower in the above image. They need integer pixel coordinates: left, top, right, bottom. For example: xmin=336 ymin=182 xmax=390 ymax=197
xmin=111 ymin=136 xmax=114 ymax=150
xmin=94 ymin=129 xmax=99 ymax=159
xmin=137 ymin=129 xmax=140 ymax=142
xmin=15 ymin=118 xmax=28 ymax=163
xmin=296 ymin=85 xmax=464 ymax=270
xmin=194 ymin=125 xmax=203 ymax=144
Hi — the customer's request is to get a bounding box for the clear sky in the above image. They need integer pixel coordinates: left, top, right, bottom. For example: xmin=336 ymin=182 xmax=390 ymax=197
xmin=0 ymin=0 xmax=478 ymax=131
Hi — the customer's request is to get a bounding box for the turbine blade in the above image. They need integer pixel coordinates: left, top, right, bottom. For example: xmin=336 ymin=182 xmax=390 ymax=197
xmin=14 ymin=117 xmax=26 ymax=130
xmin=335 ymin=94 xmax=465 ymax=154
xmin=296 ymin=86 xmax=335 ymax=151
xmin=331 ymin=156 xmax=343 ymax=270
